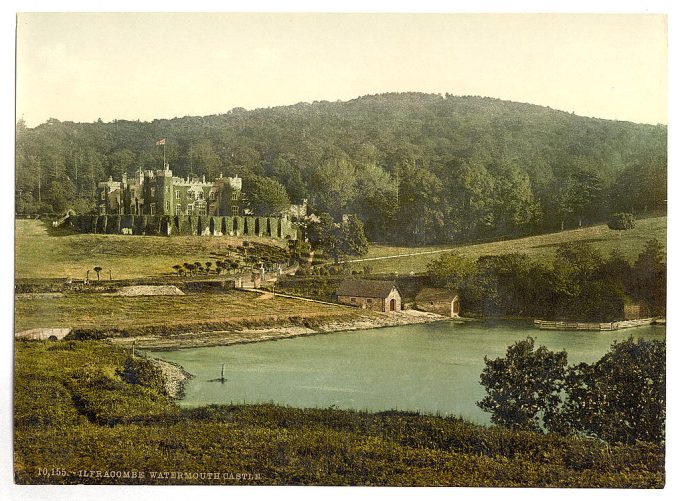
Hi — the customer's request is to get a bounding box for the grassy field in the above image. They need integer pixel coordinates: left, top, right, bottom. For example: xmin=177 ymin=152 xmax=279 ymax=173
xmin=16 ymin=216 xmax=666 ymax=280
xmin=14 ymin=290 xmax=352 ymax=334
xmin=14 ymin=341 xmax=664 ymax=487
xmin=15 ymin=219 xmax=287 ymax=280
xmin=356 ymin=216 xmax=667 ymax=274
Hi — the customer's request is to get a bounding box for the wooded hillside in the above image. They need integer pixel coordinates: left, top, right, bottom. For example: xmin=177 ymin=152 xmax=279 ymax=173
xmin=16 ymin=93 xmax=666 ymax=244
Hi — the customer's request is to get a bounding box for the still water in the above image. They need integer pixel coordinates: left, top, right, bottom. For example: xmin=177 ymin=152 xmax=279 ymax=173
xmin=149 ymin=321 xmax=665 ymax=424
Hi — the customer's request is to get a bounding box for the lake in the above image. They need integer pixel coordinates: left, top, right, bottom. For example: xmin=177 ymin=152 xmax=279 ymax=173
xmin=148 ymin=321 xmax=665 ymax=424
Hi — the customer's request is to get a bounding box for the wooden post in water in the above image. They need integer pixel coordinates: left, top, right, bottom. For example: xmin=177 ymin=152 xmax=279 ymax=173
xmin=220 ymin=363 xmax=225 ymax=383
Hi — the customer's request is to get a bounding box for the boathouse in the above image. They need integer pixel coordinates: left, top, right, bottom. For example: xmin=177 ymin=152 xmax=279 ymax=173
xmin=335 ymin=279 xmax=402 ymax=312
xmin=415 ymin=288 xmax=460 ymax=317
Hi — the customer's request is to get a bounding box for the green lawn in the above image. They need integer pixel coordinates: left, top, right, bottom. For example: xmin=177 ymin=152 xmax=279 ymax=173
xmin=15 ymin=219 xmax=287 ymax=280
xmin=356 ymin=217 xmax=666 ymax=274
xmin=14 ymin=290 xmax=351 ymax=333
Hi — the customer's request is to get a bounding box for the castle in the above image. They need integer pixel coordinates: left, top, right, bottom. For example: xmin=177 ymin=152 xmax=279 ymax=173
xmin=97 ymin=164 xmax=243 ymax=217
xmin=80 ymin=165 xmax=298 ymax=239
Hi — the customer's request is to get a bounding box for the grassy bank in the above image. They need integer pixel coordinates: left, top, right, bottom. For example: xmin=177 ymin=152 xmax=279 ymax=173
xmin=15 ymin=288 xmax=448 ymax=349
xmin=14 ymin=289 xmax=353 ymax=334
xmin=356 ymin=216 xmax=666 ymax=274
xmin=16 ymin=216 xmax=666 ymax=280
xmin=14 ymin=341 xmax=664 ymax=487
xmin=15 ymin=218 xmax=287 ymax=280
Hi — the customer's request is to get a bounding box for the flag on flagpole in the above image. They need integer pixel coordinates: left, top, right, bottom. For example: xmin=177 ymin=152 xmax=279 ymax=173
xmin=155 ymin=138 xmax=166 ymax=146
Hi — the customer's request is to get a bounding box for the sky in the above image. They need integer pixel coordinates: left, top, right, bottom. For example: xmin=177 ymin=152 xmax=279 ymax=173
xmin=16 ymin=12 xmax=667 ymax=127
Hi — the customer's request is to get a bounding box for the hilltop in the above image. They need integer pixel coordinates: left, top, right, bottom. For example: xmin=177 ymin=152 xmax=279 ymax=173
xmin=16 ymin=93 xmax=666 ymax=244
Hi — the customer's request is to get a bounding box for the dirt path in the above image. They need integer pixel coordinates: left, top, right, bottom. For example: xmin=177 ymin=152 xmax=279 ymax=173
xmin=338 ymin=248 xmax=457 ymax=264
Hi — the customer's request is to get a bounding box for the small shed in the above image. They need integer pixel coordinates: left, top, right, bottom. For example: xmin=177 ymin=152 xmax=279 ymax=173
xmin=335 ymin=279 xmax=402 ymax=312
xmin=415 ymin=288 xmax=460 ymax=317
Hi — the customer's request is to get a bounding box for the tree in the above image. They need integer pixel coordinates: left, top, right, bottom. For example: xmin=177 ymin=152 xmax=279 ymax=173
xmin=447 ymin=160 xmax=495 ymax=239
xmin=307 ymin=213 xmax=369 ymax=264
xmin=490 ymin=163 xmax=541 ymax=235
xmin=247 ymin=174 xmax=291 ymax=216
xmin=339 ymin=214 xmax=369 ymax=259
xmin=205 ymin=262 xmax=213 ymax=275
xmin=557 ymin=167 xmax=604 ymax=230
xmin=631 ymin=239 xmax=666 ymax=316
xmin=555 ymin=338 xmax=665 ymax=444
xmin=190 ymin=140 xmax=221 ymax=180
xmin=353 ymin=163 xmax=398 ymax=241
xmin=478 ymin=337 xmax=567 ymax=432
xmin=397 ymin=163 xmax=447 ymax=244
xmin=427 ymin=253 xmax=476 ymax=290
xmin=93 ymin=266 xmax=102 ymax=281
xmin=309 ymin=157 xmax=357 ymax=218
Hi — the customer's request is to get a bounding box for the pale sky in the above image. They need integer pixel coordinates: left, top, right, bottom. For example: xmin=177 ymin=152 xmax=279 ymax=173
xmin=16 ymin=13 xmax=667 ymax=126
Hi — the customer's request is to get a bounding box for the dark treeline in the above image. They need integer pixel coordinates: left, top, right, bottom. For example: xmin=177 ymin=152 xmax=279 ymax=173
xmin=428 ymin=239 xmax=666 ymax=321
xmin=16 ymin=93 xmax=666 ymax=244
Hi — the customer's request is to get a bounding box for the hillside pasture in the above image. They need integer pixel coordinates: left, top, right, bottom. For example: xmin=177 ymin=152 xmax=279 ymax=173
xmin=354 ymin=216 xmax=666 ymax=274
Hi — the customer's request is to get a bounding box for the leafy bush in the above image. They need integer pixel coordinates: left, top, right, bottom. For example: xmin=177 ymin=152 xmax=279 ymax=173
xmin=478 ymin=337 xmax=666 ymax=445
xmin=478 ymin=337 xmax=567 ymax=431
xmin=556 ymin=338 xmax=665 ymax=444
xmin=608 ymin=213 xmax=636 ymax=230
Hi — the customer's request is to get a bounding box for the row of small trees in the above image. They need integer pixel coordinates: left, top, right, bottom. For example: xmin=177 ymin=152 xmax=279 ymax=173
xmin=172 ymin=261 xmax=240 ymax=276
xmin=478 ymin=337 xmax=665 ymax=445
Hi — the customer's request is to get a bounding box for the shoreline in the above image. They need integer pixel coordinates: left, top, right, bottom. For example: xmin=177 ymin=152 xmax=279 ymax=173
xmin=111 ymin=309 xmax=455 ymax=351
xmin=148 ymin=358 xmax=194 ymax=399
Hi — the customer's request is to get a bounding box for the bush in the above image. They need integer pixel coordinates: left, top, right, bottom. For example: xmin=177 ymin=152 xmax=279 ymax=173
xmin=607 ymin=213 xmax=636 ymax=231
xmin=556 ymin=338 xmax=665 ymax=444
xmin=477 ymin=337 xmax=567 ymax=432
xmin=479 ymin=337 xmax=666 ymax=445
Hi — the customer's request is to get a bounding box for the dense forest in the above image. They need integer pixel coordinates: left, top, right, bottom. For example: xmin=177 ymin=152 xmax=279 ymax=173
xmin=15 ymin=93 xmax=667 ymax=244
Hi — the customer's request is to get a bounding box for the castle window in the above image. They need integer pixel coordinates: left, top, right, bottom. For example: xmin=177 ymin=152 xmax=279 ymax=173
xmin=231 ymin=205 xmax=238 ymax=216
xmin=100 ymin=191 xmax=106 ymax=201
xmin=149 ymin=203 xmax=155 ymax=215
xmin=187 ymin=204 xmax=193 ymax=215
xmin=195 ymin=200 xmax=207 ymax=216
xmin=150 ymin=187 xmax=156 ymax=197
xmin=165 ymin=201 xmax=170 ymax=212
xmin=209 ymin=191 xmax=216 ymax=201
xmin=187 ymin=191 xmax=195 ymax=200
xmin=198 ymin=191 xmax=204 ymax=200
xmin=176 ymin=204 xmax=182 ymax=215
xmin=175 ymin=190 xmax=180 ymax=199
xmin=231 ymin=192 xmax=239 ymax=201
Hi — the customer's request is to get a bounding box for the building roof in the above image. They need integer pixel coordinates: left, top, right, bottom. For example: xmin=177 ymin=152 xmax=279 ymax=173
xmin=415 ymin=287 xmax=458 ymax=302
xmin=336 ymin=279 xmax=400 ymax=299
